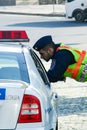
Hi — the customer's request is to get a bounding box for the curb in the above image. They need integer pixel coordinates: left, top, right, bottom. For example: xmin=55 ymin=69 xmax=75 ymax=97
xmin=0 ymin=11 xmax=65 ymax=17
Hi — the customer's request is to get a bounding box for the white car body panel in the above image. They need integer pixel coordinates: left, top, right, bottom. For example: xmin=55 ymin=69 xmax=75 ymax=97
xmin=65 ymin=0 xmax=87 ymax=17
xmin=0 ymin=81 xmax=27 ymax=129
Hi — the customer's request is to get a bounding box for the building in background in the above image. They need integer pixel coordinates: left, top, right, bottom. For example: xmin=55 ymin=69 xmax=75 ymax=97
xmin=0 ymin=0 xmax=65 ymax=6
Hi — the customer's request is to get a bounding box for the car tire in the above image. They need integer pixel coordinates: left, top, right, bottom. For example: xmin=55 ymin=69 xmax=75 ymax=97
xmin=56 ymin=118 xmax=58 ymax=130
xmin=74 ymin=11 xmax=85 ymax=22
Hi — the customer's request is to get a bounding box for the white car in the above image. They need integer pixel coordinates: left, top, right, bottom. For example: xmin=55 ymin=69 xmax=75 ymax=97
xmin=0 ymin=31 xmax=58 ymax=130
xmin=65 ymin=0 xmax=87 ymax=22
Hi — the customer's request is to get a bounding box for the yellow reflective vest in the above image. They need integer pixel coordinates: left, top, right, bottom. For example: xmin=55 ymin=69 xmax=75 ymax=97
xmin=56 ymin=44 xmax=87 ymax=82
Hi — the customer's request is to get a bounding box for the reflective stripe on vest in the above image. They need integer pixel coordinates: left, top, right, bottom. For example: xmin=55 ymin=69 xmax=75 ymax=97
xmin=56 ymin=45 xmax=86 ymax=79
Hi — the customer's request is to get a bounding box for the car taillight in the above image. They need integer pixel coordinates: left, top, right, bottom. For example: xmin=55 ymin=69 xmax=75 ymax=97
xmin=18 ymin=94 xmax=42 ymax=123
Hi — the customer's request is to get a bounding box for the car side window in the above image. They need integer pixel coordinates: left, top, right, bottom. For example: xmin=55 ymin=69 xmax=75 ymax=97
xmin=30 ymin=49 xmax=50 ymax=85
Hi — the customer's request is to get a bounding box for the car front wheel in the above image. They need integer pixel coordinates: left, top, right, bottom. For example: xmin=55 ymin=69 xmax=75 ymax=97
xmin=56 ymin=118 xmax=58 ymax=130
xmin=74 ymin=11 xmax=85 ymax=22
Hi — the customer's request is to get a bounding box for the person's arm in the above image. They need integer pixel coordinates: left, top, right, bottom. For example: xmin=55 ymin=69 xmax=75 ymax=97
xmin=47 ymin=50 xmax=75 ymax=82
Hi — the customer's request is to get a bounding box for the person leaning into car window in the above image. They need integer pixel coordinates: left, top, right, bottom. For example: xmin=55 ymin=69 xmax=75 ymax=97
xmin=33 ymin=35 xmax=87 ymax=83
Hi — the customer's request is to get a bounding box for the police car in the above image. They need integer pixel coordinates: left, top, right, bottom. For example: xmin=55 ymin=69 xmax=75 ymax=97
xmin=0 ymin=31 xmax=58 ymax=130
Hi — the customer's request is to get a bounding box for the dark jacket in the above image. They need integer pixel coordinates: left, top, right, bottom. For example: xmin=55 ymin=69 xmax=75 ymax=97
xmin=47 ymin=44 xmax=76 ymax=82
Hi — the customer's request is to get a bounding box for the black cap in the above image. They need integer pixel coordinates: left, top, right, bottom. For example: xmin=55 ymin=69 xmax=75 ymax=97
xmin=33 ymin=35 xmax=53 ymax=51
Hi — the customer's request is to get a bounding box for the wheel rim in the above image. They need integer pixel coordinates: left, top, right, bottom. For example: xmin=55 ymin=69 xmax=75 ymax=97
xmin=75 ymin=12 xmax=84 ymax=22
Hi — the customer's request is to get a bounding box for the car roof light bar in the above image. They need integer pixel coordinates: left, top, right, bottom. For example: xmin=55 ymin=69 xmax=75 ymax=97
xmin=0 ymin=30 xmax=29 ymax=42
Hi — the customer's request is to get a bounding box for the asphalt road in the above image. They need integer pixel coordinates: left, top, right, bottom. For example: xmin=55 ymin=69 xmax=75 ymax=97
xmin=52 ymin=79 xmax=87 ymax=130
xmin=0 ymin=13 xmax=87 ymax=130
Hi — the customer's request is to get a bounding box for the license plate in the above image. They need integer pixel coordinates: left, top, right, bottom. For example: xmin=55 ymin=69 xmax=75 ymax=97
xmin=0 ymin=88 xmax=6 ymax=100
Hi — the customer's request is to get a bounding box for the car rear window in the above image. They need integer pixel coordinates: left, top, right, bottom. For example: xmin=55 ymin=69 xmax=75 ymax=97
xmin=0 ymin=52 xmax=29 ymax=83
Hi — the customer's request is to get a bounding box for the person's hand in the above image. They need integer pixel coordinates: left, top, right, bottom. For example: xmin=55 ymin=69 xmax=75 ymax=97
xmin=63 ymin=77 xmax=66 ymax=82
xmin=60 ymin=77 xmax=66 ymax=82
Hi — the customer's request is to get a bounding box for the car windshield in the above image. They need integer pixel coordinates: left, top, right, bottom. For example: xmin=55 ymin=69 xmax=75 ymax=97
xmin=30 ymin=49 xmax=50 ymax=85
xmin=0 ymin=52 xmax=29 ymax=83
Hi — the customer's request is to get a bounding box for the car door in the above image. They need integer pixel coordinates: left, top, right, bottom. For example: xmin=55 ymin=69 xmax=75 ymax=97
xmin=30 ymin=49 xmax=58 ymax=124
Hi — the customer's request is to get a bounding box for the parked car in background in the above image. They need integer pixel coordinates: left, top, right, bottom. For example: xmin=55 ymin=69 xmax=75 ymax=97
xmin=65 ymin=0 xmax=87 ymax=22
xmin=0 ymin=30 xmax=58 ymax=130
